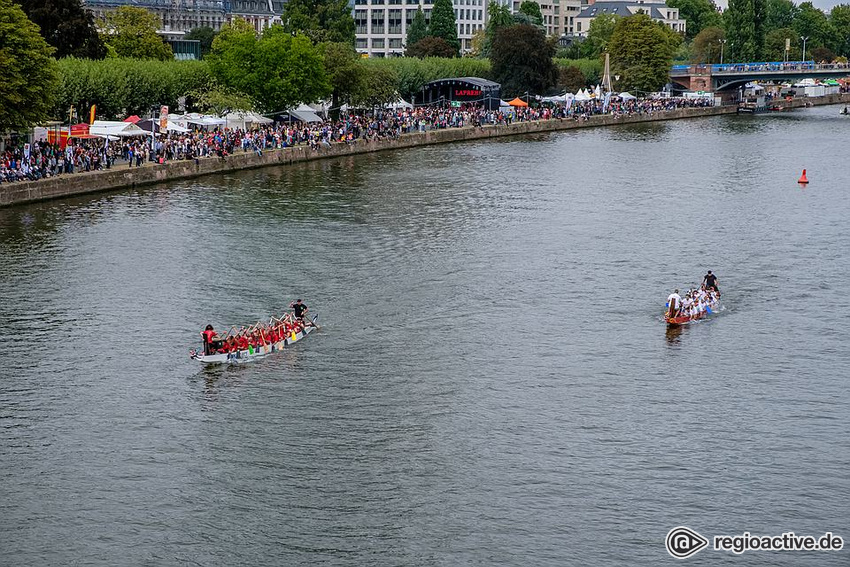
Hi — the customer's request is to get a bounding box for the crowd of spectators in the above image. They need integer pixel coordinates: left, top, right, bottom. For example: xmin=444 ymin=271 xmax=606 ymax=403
xmin=1 ymin=96 xmax=715 ymax=184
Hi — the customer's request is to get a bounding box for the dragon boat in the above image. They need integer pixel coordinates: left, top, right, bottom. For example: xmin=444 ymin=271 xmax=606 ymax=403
xmin=190 ymin=313 xmax=319 ymax=365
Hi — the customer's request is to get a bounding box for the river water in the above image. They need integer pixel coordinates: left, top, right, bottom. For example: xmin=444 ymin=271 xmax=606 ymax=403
xmin=1 ymin=106 xmax=848 ymax=566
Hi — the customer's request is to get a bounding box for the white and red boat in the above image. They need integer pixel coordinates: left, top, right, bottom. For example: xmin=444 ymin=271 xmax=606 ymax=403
xmin=190 ymin=314 xmax=319 ymax=365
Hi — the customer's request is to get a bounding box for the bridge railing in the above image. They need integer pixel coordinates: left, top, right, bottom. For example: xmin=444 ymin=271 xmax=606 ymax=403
xmin=671 ymin=61 xmax=850 ymax=75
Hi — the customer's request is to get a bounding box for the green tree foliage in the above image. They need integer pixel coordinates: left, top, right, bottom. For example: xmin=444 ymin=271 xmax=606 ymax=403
xmin=406 ymin=36 xmax=458 ymax=57
xmin=322 ymin=41 xmax=362 ymax=117
xmin=793 ymin=2 xmax=834 ymax=51
xmin=281 ymin=0 xmax=356 ymax=44
xmin=483 ymin=2 xmax=514 ymax=56
xmin=584 ymin=13 xmax=619 ymax=56
xmin=518 ymin=1 xmax=544 ymax=25
xmin=609 ymin=14 xmax=676 ymax=93
xmin=666 ymin=0 xmax=722 ymax=39
xmin=15 ymin=0 xmax=106 ymax=59
xmin=0 ymin=0 xmax=60 ymax=130
xmin=810 ymin=45 xmax=835 ymax=61
xmin=553 ymin=57 xmax=602 ymax=83
xmin=558 ymin=65 xmax=586 ymax=92
xmin=54 ymin=58 xmax=212 ymax=119
xmin=490 ymin=24 xmax=557 ymax=95
xmin=207 ymin=22 xmax=330 ymax=111
xmin=429 ymin=0 xmax=460 ymax=54
xmin=691 ymin=25 xmax=725 ymax=62
xmin=184 ymin=26 xmax=217 ymax=58
xmin=763 ymin=27 xmax=797 ymax=60
xmin=351 ymin=64 xmax=399 ymax=107
xmin=725 ymin=0 xmax=766 ymax=61
xmin=189 ymin=85 xmax=254 ymax=114
xmin=99 ymin=6 xmax=173 ymax=61
xmin=829 ymin=4 xmax=850 ymax=56
xmin=363 ymin=56 xmax=492 ymax=100
xmin=764 ymin=0 xmax=799 ymax=34
xmin=406 ymin=7 xmax=428 ymax=49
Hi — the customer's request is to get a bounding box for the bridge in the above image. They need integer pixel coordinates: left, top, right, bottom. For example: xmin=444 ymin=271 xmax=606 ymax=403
xmin=670 ymin=61 xmax=850 ymax=92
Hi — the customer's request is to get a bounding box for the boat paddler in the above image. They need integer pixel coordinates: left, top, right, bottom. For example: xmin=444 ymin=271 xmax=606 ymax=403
xmin=667 ymin=289 xmax=682 ymax=319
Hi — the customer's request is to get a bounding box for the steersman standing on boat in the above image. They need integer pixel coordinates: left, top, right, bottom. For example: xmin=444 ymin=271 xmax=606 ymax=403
xmin=667 ymin=289 xmax=682 ymax=320
xmin=702 ymin=271 xmax=719 ymax=295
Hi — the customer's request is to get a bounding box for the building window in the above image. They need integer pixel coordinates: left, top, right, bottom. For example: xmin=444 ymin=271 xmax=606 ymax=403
xmin=372 ymin=38 xmax=385 ymax=48
xmin=371 ymin=10 xmax=385 ymax=32
xmin=577 ymin=21 xmax=581 ymax=31
xmin=388 ymin=8 xmax=402 ymax=33
xmin=356 ymin=37 xmax=368 ymax=48
xmin=355 ymin=10 xmax=368 ymax=33
xmin=389 ymin=38 xmax=403 ymax=48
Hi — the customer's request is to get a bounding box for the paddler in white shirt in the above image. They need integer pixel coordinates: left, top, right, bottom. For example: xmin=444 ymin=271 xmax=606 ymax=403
xmin=667 ymin=289 xmax=682 ymax=319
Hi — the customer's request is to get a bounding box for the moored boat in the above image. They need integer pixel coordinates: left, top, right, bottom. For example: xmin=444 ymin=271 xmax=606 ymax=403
xmin=191 ymin=313 xmax=319 ymax=365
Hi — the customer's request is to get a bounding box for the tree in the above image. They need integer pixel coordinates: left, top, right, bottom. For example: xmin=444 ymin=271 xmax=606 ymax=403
xmin=323 ymin=41 xmax=361 ymax=118
xmin=490 ymin=24 xmax=556 ymax=96
xmin=764 ymin=0 xmax=798 ymax=34
xmin=763 ymin=27 xmax=797 ymax=60
xmin=518 ymin=1 xmax=543 ymax=26
xmin=207 ymin=22 xmax=330 ymax=111
xmin=793 ymin=2 xmax=835 ymax=51
xmin=99 ymin=6 xmax=173 ymax=60
xmin=469 ymin=27 xmax=486 ymax=56
xmin=282 ymin=0 xmax=356 ymax=44
xmin=609 ymin=14 xmax=676 ymax=93
xmin=691 ymin=26 xmax=725 ymax=62
xmin=351 ymin=63 xmax=398 ymax=108
xmin=15 ymin=0 xmax=105 ymax=59
xmin=0 ymin=0 xmax=60 ymax=130
xmin=726 ymin=0 xmax=766 ymax=61
xmin=483 ymin=1 xmax=514 ymax=56
xmin=406 ymin=7 xmax=428 ymax=51
xmin=666 ymin=0 xmax=722 ymax=39
xmin=810 ymin=45 xmax=835 ymax=61
xmin=406 ymin=36 xmax=458 ymax=57
xmin=429 ymin=0 xmax=460 ymax=54
xmin=184 ymin=26 xmax=217 ymax=58
xmin=584 ymin=13 xmax=619 ymax=56
xmin=830 ymin=4 xmax=850 ymax=56
xmin=558 ymin=65 xmax=586 ymax=92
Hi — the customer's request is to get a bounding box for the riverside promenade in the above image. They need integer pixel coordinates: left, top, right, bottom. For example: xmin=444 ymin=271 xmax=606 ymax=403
xmin=2 ymin=93 xmax=848 ymax=208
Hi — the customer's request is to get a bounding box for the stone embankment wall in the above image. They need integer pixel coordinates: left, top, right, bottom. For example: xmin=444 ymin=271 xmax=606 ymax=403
xmin=2 ymin=94 xmax=847 ymax=208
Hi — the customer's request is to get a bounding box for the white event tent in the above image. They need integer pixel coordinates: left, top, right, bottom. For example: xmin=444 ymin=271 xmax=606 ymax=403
xmin=90 ymin=120 xmax=148 ymax=138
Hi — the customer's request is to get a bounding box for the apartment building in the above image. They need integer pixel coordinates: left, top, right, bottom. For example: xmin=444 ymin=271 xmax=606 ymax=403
xmin=574 ymin=0 xmax=685 ymax=36
xmin=353 ymin=0 xmax=487 ymax=57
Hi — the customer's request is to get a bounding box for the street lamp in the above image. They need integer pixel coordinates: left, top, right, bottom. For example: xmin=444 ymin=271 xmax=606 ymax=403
xmin=719 ymin=38 xmax=727 ymax=65
xmin=801 ymin=36 xmax=809 ymax=63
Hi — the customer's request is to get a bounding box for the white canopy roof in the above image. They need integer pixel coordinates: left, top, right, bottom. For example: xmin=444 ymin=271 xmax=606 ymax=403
xmin=618 ymin=91 xmax=637 ymax=100
xmin=287 ymin=103 xmax=323 ymax=123
xmin=541 ymin=93 xmax=574 ymax=103
xmin=224 ymin=111 xmax=274 ymax=129
xmin=90 ymin=120 xmax=147 ymax=137
xmin=574 ymin=89 xmax=592 ymax=101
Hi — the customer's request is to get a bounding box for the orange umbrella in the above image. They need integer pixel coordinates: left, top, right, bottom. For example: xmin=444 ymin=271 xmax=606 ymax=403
xmin=508 ymin=97 xmax=528 ymax=107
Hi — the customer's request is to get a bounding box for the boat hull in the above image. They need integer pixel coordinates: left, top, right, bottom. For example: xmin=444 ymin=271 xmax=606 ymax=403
xmin=665 ymin=305 xmax=717 ymax=326
xmin=191 ymin=316 xmax=318 ymax=364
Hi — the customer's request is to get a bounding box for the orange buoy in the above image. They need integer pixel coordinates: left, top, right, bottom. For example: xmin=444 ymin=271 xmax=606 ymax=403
xmin=798 ymin=169 xmax=809 ymax=184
